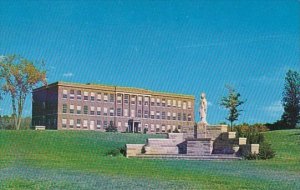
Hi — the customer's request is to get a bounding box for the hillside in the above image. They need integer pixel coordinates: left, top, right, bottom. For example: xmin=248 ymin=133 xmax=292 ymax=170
xmin=0 ymin=130 xmax=299 ymax=189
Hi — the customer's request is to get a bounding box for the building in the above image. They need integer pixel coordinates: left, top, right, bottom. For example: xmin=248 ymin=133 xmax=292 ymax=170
xmin=32 ymin=81 xmax=195 ymax=133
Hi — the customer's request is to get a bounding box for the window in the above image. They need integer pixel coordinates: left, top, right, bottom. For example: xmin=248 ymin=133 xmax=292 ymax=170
xmin=83 ymin=120 xmax=88 ymax=128
xmin=178 ymin=125 xmax=182 ymax=130
xmin=167 ymin=112 xmax=171 ymax=120
xmin=90 ymin=106 xmax=95 ymax=115
xmin=91 ymin=92 xmax=95 ymax=101
xmin=62 ymin=104 xmax=67 ymax=113
xmin=97 ymin=93 xmax=101 ymax=101
xmin=84 ymin=105 xmax=88 ymax=114
xmin=103 ymin=121 xmax=108 ymax=128
xmin=167 ymin=100 xmax=171 ymax=107
xmin=97 ymin=120 xmax=102 ymax=129
xmin=150 ymin=111 xmax=154 ymax=119
xmin=156 ymin=99 xmax=160 ymax=106
xmin=84 ymin=92 xmax=89 ymax=101
xmin=131 ymin=96 xmax=135 ymax=105
xmin=162 ymin=112 xmax=166 ymax=120
xmin=156 ymin=124 xmax=160 ymax=133
xmin=109 ymin=94 xmax=114 ymax=102
xmin=151 ymin=124 xmax=155 ymax=132
xmin=177 ymin=113 xmax=181 ymax=121
xmin=138 ymin=96 xmax=142 ymax=106
xmin=150 ymin=98 xmax=155 ymax=106
xmin=62 ymin=118 xmax=67 ymax=128
xmin=144 ymin=110 xmax=149 ymax=118
xmin=90 ymin=120 xmax=95 ymax=130
xmin=183 ymin=102 xmax=187 ymax=109
xmin=137 ymin=110 xmax=142 ymax=118
xmin=77 ymin=106 xmax=81 ymax=114
xmin=109 ymin=108 xmax=114 ymax=116
xmin=156 ymin=111 xmax=160 ymax=119
xmin=97 ymin=107 xmax=101 ymax=115
xmin=178 ymin=101 xmax=182 ymax=108
xmin=144 ymin=97 xmax=149 ymax=106
xmin=104 ymin=93 xmax=108 ymax=102
xmin=70 ymin=90 xmax=74 ymax=100
xmin=76 ymin=119 xmax=81 ymax=128
xmin=124 ymin=95 xmax=129 ymax=104
xmin=162 ymin=125 xmax=166 ymax=133
xmin=117 ymin=108 xmax=122 ymax=116
xmin=70 ymin=105 xmax=74 ymax=114
xmin=104 ymin=107 xmax=108 ymax=116
xmin=124 ymin=109 xmax=128 ymax=117
xmin=183 ymin=113 xmax=187 ymax=121
xmin=188 ymin=101 xmax=192 ymax=109
xmin=162 ymin=99 xmax=166 ymax=107
xmin=173 ymin=113 xmax=176 ymax=120
xmin=69 ymin=119 xmax=74 ymax=128
xmin=130 ymin=109 xmax=135 ymax=117
xmin=117 ymin=94 xmax=122 ymax=104
xmin=173 ymin=100 xmax=176 ymax=107
xmin=77 ymin=90 xmax=81 ymax=100
xmin=167 ymin=125 xmax=171 ymax=132
xmin=62 ymin=89 xmax=67 ymax=99
xmin=188 ymin=114 xmax=192 ymax=121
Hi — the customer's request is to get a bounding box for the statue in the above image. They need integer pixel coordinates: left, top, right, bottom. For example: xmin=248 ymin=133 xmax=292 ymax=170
xmin=199 ymin=93 xmax=208 ymax=124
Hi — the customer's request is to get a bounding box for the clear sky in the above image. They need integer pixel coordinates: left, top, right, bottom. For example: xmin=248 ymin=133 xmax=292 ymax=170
xmin=0 ymin=0 xmax=299 ymax=124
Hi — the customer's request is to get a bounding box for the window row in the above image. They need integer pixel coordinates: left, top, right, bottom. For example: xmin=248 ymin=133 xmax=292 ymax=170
xmin=62 ymin=89 xmax=192 ymax=109
xmin=62 ymin=104 xmax=192 ymax=121
xmin=61 ymin=118 xmax=183 ymax=133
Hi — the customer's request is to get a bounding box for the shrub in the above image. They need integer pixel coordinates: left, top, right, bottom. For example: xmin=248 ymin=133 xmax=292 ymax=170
xmin=245 ymin=132 xmax=265 ymax=144
xmin=105 ymin=121 xmax=118 ymax=132
xmin=258 ymin=142 xmax=276 ymax=160
xmin=244 ymin=152 xmax=259 ymax=160
xmin=106 ymin=146 xmax=126 ymax=157
xmin=173 ymin=128 xmax=180 ymax=133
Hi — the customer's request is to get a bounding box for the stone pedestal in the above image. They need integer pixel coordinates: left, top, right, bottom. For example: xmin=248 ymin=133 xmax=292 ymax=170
xmin=186 ymin=138 xmax=213 ymax=156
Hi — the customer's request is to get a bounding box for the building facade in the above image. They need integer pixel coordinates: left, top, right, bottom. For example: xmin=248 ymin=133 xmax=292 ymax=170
xmin=32 ymin=81 xmax=195 ymax=133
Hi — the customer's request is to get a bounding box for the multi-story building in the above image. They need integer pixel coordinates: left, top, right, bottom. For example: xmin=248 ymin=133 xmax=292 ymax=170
xmin=32 ymin=81 xmax=195 ymax=133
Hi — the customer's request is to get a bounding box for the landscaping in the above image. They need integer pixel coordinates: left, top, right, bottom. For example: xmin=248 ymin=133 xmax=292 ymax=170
xmin=0 ymin=129 xmax=299 ymax=189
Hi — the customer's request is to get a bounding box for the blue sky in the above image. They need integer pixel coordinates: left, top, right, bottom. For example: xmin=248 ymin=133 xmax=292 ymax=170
xmin=0 ymin=0 xmax=299 ymax=124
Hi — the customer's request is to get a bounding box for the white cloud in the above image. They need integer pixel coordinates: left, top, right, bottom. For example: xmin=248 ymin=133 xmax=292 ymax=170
xmin=63 ymin=72 xmax=74 ymax=77
xmin=207 ymin=101 xmax=213 ymax=106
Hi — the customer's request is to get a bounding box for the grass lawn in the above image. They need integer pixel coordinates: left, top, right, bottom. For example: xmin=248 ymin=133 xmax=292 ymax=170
xmin=0 ymin=129 xmax=299 ymax=189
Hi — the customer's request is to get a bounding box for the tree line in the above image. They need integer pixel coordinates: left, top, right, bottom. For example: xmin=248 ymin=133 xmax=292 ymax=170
xmin=220 ymin=70 xmax=300 ymax=130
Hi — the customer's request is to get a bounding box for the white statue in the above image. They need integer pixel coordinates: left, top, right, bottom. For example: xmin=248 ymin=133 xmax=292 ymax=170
xmin=199 ymin=93 xmax=208 ymax=124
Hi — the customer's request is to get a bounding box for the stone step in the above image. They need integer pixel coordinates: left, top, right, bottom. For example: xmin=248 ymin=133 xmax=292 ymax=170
xmin=133 ymin=154 xmax=242 ymax=160
xmin=144 ymin=146 xmax=178 ymax=155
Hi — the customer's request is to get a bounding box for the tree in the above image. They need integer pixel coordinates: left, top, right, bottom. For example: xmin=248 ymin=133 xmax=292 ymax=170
xmin=281 ymin=70 xmax=300 ymax=129
xmin=220 ymin=85 xmax=245 ymax=131
xmin=0 ymin=55 xmax=46 ymax=130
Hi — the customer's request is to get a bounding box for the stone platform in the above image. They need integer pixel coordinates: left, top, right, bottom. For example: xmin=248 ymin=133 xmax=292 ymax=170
xmin=126 ymin=123 xmax=259 ymax=160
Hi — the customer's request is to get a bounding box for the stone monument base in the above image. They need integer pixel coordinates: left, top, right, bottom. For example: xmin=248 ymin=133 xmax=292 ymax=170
xmin=126 ymin=123 xmax=259 ymax=160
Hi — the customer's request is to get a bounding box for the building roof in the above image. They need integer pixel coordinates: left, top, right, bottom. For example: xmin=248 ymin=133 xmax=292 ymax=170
xmin=33 ymin=81 xmax=195 ymax=99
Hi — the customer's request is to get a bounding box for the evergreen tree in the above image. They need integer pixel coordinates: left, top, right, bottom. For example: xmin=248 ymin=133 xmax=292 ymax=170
xmin=281 ymin=70 xmax=300 ymax=129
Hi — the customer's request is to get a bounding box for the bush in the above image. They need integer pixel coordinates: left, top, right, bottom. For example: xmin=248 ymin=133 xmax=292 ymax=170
xmin=106 ymin=146 xmax=126 ymax=157
xmin=173 ymin=128 xmax=180 ymax=133
xmin=245 ymin=132 xmax=265 ymax=144
xmin=105 ymin=121 xmax=118 ymax=132
xmin=258 ymin=142 xmax=276 ymax=160
xmin=244 ymin=152 xmax=259 ymax=160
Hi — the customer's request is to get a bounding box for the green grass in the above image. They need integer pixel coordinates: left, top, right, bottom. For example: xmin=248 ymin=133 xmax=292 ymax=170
xmin=0 ymin=130 xmax=299 ymax=189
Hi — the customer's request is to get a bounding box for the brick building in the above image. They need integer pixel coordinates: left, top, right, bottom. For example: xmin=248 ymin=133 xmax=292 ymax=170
xmin=32 ymin=81 xmax=195 ymax=133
